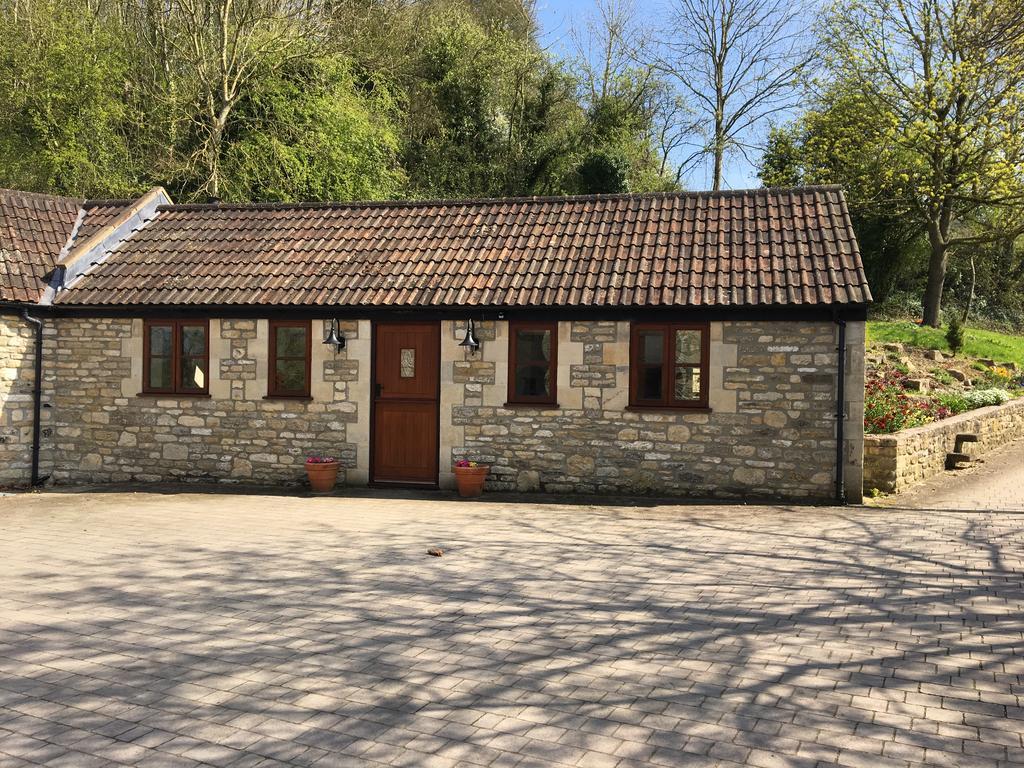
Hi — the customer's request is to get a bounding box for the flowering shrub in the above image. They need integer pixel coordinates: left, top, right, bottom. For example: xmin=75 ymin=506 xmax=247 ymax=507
xmin=864 ymin=368 xmax=951 ymax=434
xmin=306 ymin=455 xmax=337 ymax=464
xmin=962 ymin=388 xmax=1011 ymax=408
xmin=970 ymin=364 xmax=1015 ymax=388
xmin=454 ymin=459 xmax=481 ymax=468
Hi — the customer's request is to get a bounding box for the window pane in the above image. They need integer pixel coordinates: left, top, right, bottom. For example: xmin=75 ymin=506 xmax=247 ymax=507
xmin=640 ymin=332 xmax=663 ymax=363
xmin=149 ymin=356 xmax=171 ymax=389
xmin=181 ymin=357 xmax=206 ymax=390
xmin=675 ymin=329 xmax=702 ymax=365
xmin=275 ymin=359 xmax=307 ymax=393
xmin=515 ymin=364 xmax=550 ymax=398
xmin=149 ymin=325 xmax=172 ymax=356
xmin=674 ymin=366 xmax=701 ymax=401
xmin=640 ymin=366 xmax=663 ymax=400
xmin=516 ymin=329 xmax=551 ymax=362
xmin=181 ymin=325 xmax=206 ymax=356
xmin=275 ymin=326 xmax=307 ymax=358
xmin=400 ymin=348 xmax=415 ymax=378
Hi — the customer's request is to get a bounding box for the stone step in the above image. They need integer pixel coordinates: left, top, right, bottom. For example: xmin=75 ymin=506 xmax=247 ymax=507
xmin=945 ymin=452 xmax=973 ymax=470
xmin=954 ymin=433 xmax=979 ymax=453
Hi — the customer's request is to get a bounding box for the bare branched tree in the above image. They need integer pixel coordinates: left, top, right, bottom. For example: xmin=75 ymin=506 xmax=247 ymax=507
xmin=131 ymin=0 xmax=331 ymax=199
xmin=655 ymin=0 xmax=814 ymax=190
xmin=571 ymin=0 xmax=692 ymax=184
xmin=571 ymin=0 xmax=649 ymax=103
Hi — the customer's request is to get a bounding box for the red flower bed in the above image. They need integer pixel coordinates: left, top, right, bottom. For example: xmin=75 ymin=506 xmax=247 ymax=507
xmin=864 ymin=368 xmax=952 ymax=434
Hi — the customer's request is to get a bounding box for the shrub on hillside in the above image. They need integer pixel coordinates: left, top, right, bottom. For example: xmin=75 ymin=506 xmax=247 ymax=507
xmin=933 ymin=388 xmax=1010 ymax=416
xmin=946 ymin=315 xmax=965 ymax=355
xmin=933 ymin=391 xmax=970 ymax=415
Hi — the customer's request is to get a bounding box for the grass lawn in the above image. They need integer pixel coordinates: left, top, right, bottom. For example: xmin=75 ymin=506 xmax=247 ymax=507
xmin=867 ymin=320 xmax=1024 ymax=367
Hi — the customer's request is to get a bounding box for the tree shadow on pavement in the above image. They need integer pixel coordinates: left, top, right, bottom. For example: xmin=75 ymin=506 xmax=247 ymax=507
xmin=1 ymin=500 xmax=1023 ymax=767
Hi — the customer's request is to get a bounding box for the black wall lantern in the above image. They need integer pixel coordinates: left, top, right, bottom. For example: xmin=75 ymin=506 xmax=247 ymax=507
xmin=459 ymin=318 xmax=480 ymax=353
xmin=323 ymin=318 xmax=346 ymax=352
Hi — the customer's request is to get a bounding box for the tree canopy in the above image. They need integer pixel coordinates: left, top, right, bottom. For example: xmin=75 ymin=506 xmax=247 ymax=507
xmin=3 ymin=0 xmax=1023 ymax=327
xmin=762 ymin=0 xmax=1024 ymax=326
xmin=0 ymin=0 xmax=679 ymax=202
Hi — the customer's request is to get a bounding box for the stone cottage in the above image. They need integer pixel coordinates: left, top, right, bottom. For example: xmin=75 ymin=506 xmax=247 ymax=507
xmin=0 ymin=185 xmax=870 ymax=501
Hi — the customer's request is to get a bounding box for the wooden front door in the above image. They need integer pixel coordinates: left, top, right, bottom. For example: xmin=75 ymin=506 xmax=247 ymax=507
xmin=371 ymin=322 xmax=440 ymax=486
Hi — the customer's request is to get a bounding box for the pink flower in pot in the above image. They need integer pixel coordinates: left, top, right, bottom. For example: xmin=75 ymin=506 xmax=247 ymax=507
xmin=305 ymin=455 xmax=340 ymax=492
xmin=453 ymin=459 xmax=489 ymax=497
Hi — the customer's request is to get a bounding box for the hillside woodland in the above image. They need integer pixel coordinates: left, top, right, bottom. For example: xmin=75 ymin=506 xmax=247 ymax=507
xmin=1 ymin=0 xmax=1022 ymax=328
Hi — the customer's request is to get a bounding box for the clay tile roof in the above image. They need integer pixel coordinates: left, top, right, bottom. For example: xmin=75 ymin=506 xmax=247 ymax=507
xmin=56 ymin=186 xmax=871 ymax=309
xmin=76 ymin=199 xmax=135 ymax=243
xmin=0 ymin=189 xmax=133 ymax=304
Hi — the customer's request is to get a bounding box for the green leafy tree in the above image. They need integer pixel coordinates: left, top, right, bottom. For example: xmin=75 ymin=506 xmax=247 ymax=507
xmin=822 ymin=0 xmax=1024 ymax=326
xmin=400 ymin=3 xmax=587 ymax=197
xmin=129 ymin=0 xmax=333 ymax=200
xmin=569 ymin=0 xmax=684 ymax=193
xmin=0 ymin=0 xmax=140 ymax=196
xmin=0 ymin=0 xmax=682 ymax=204
xmin=220 ymin=56 xmax=405 ymax=202
xmin=759 ymin=83 xmax=928 ymax=301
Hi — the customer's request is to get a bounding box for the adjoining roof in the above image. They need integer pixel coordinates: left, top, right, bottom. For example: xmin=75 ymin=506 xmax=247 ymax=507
xmin=75 ymin=199 xmax=136 ymax=243
xmin=55 ymin=186 xmax=871 ymax=309
xmin=0 ymin=189 xmax=134 ymax=304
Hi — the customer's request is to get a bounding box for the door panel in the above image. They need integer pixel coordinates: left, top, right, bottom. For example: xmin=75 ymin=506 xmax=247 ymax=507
xmin=372 ymin=322 xmax=440 ymax=485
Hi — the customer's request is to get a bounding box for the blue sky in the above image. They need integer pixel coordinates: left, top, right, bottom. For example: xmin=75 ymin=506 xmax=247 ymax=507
xmin=533 ymin=0 xmax=765 ymax=191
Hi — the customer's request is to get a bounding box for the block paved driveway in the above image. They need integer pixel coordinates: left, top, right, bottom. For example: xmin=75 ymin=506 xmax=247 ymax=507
xmin=879 ymin=437 xmax=1024 ymax=513
xmin=1 ymin=490 xmax=1023 ymax=768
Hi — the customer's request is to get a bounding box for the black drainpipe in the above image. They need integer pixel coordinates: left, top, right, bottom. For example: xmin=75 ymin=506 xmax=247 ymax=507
xmin=21 ymin=310 xmax=48 ymax=487
xmin=834 ymin=314 xmax=847 ymax=503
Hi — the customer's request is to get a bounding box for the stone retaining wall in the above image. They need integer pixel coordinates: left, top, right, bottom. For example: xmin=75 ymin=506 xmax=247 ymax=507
xmin=863 ymin=398 xmax=1024 ymax=494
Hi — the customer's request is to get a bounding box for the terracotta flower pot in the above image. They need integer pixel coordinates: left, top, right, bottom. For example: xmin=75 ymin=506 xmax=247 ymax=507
xmin=453 ymin=465 xmax=489 ymax=497
xmin=306 ymin=460 xmax=340 ymax=492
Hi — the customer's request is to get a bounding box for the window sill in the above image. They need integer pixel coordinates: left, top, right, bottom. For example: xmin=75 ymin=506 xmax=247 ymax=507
xmin=137 ymin=392 xmax=211 ymax=399
xmin=264 ymin=395 xmax=313 ymax=402
xmin=503 ymin=401 xmax=560 ymax=409
xmin=626 ymin=405 xmax=712 ymax=414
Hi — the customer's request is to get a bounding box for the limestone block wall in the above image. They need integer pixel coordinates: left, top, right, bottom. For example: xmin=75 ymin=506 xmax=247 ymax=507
xmin=32 ymin=314 xmax=861 ymax=500
xmin=43 ymin=317 xmax=370 ymax=485
xmin=863 ymin=397 xmax=1024 ymax=495
xmin=446 ymin=319 xmax=859 ymax=501
xmin=0 ymin=315 xmax=51 ymax=486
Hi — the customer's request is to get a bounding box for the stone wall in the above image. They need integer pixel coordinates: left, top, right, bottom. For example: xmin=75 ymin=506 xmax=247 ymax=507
xmin=43 ymin=318 xmax=371 ymax=486
xmin=32 ymin=315 xmax=862 ymax=501
xmin=445 ymin=319 xmax=864 ymax=502
xmin=863 ymin=397 xmax=1024 ymax=495
xmin=0 ymin=315 xmax=50 ymax=486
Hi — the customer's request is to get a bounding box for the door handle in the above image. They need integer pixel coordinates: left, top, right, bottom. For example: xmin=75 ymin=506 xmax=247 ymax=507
xmin=375 ymin=383 xmax=383 ymax=398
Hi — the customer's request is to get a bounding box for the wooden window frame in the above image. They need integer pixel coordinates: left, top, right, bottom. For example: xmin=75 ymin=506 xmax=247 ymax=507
xmin=506 ymin=320 xmax=558 ymax=406
xmin=142 ymin=319 xmax=210 ymax=396
xmin=629 ymin=322 xmax=710 ymax=409
xmin=268 ymin=319 xmax=313 ymax=399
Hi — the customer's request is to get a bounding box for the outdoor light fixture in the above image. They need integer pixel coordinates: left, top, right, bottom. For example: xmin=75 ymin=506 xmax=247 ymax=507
xmin=323 ymin=318 xmax=345 ymax=352
xmin=459 ymin=318 xmax=481 ymax=353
